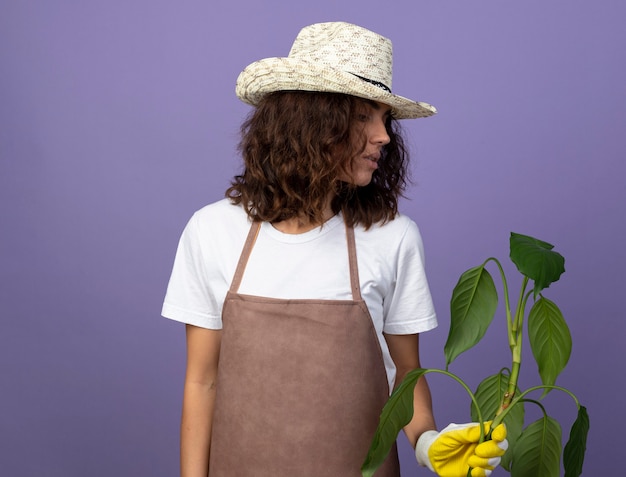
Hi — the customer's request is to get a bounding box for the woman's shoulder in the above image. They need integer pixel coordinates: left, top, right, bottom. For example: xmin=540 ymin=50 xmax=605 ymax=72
xmin=191 ymin=198 xmax=249 ymax=225
xmin=186 ymin=199 xmax=252 ymax=242
xmin=353 ymin=213 xmax=425 ymax=264
xmin=358 ymin=213 xmax=421 ymax=242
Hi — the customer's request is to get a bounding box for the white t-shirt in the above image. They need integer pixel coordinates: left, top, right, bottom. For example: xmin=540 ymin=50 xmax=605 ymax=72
xmin=162 ymin=199 xmax=437 ymax=388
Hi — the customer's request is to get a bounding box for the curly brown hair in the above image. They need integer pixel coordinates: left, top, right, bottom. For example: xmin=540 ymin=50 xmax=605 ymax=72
xmin=226 ymin=91 xmax=410 ymax=229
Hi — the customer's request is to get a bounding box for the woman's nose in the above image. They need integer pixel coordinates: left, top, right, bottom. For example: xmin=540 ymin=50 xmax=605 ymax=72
xmin=370 ymin=119 xmax=391 ymax=145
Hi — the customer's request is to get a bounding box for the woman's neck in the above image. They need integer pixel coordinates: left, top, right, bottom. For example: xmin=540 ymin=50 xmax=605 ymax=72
xmin=272 ymin=217 xmax=321 ymax=234
xmin=272 ymin=196 xmax=335 ymax=234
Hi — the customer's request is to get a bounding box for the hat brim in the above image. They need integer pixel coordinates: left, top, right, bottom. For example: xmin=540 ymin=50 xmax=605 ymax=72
xmin=236 ymin=57 xmax=437 ymax=120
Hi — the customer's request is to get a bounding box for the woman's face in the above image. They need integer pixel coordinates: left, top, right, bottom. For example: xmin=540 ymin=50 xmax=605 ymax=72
xmin=340 ymin=100 xmax=392 ymax=187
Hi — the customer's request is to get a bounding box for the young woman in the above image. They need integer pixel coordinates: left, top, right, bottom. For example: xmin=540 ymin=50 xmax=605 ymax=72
xmin=162 ymin=21 xmax=507 ymax=477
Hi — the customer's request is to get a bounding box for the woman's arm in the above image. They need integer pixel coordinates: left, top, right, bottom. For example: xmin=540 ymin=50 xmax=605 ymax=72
xmin=181 ymin=324 xmax=222 ymax=477
xmin=384 ymin=333 xmax=436 ymax=447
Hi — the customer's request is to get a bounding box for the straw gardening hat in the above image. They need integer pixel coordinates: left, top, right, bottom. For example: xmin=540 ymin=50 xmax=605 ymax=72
xmin=235 ymin=22 xmax=436 ymax=120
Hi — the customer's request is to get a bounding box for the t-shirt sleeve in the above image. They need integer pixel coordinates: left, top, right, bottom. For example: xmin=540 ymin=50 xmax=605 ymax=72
xmin=161 ymin=213 xmax=223 ymax=329
xmin=382 ymin=220 xmax=438 ymax=335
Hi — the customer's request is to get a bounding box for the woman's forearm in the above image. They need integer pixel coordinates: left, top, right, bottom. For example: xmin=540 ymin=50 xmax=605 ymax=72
xmin=385 ymin=333 xmax=437 ymax=448
xmin=401 ymin=373 xmax=436 ymax=447
xmin=180 ymin=380 xmax=216 ymax=477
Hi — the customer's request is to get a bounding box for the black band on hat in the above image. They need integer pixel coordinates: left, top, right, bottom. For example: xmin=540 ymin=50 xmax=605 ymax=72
xmin=350 ymin=73 xmax=391 ymax=93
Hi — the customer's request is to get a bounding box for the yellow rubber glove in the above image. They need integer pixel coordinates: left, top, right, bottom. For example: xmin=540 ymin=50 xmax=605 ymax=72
xmin=415 ymin=422 xmax=508 ymax=477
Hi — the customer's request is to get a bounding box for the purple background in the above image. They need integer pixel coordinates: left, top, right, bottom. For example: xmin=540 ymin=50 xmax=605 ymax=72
xmin=2 ymin=1 xmax=624 ymax=475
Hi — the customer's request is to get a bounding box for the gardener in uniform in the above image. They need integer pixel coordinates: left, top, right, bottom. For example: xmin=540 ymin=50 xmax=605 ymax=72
xmin=162 ymin=21 xmax=507 ymax=477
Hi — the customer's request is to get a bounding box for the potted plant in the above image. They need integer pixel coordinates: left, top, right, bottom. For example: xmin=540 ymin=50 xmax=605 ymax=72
xmin=362 ymin=232 xmax=589 ymax=477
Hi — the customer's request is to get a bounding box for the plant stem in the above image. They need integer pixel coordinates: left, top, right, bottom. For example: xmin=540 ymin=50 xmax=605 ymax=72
xmin=488 ymin=257 xmax=513 ymax=340
xmin=511 ymin=277 xmax=529 ymax=335
xmin=496 ymin=278 xmax=528 ymax=416
xmin=497 ymin=359 xmax=521 ymax=417
xmin=492 ymin=384 xmax=582 ymax=428
xmin=420 ymin=369 xmax=487 ymax=439
xmin=522 ymin=398 xmax=548 ymax=418
xmin=499 ymin=279 xmax=530 ymax=415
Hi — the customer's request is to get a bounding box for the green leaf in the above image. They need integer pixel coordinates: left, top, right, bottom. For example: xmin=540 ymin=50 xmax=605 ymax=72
xmin=471 ymin=371 xmax=525 ymax=471
xmin=509 ymin=232 xmax=565 ymax=298
xmin=564 ymin=406 xmax=590 ymax=477
xmin=445 ymin=265 xmax=498 ymax=367
xmin=511 ymin=416 xmax=562 ymax=477
xmin=361 ymin=368 xmax=426 ymax=477
xmin=528 ymin=297 xmax=572 ymax=394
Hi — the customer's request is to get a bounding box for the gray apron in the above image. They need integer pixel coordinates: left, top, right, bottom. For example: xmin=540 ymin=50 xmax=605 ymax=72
xmin=209 ymin=221 xmax=400 ymax=476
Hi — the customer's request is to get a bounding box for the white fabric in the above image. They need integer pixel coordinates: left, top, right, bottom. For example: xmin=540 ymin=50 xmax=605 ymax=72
xmin=162 ymin=199 xmax=438 ymax=389
xmin=415 ymin=430 xmax=439 ymax=471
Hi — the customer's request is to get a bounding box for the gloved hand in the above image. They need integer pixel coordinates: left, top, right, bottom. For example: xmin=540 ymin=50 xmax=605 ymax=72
xmin=415 ymin=421 xmax=508 ymax=477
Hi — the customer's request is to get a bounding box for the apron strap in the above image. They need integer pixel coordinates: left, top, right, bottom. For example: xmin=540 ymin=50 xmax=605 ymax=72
xmin=345 ymin=223 xmax=363 ymax=301
xmin=230 ymin=219 xmax=362 ymax=301
xmin=229 ymin=220 xmax=261 ymax=293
